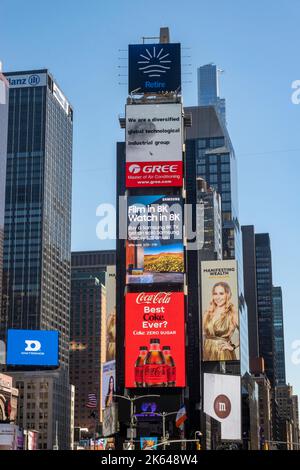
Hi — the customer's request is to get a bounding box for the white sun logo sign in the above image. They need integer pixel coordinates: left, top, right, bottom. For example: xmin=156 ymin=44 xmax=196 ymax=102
xmin=138 ymin=46 xmax=171 ymax=78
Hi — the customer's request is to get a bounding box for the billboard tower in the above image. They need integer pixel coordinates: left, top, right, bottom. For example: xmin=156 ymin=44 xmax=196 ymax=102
xmin=116 ymin=29 xmax=187 ymax=448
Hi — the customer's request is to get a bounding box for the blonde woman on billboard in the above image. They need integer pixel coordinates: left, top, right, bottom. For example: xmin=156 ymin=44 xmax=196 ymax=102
xmin=203 ymin=282 xmax=239 ymax=361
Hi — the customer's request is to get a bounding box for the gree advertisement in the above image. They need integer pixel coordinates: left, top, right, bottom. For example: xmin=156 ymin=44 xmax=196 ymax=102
xmin=126 ymin=195 xmax=184 ymax=285
xmin=125 ymin=292 xmax=185 ymax=388
xmin=203 ymin=373 xmax=241 ymax=441
xmin=125 ymin=104 xmax=183 ymax=187
xmin=201 ymin=260 xmax=239 ymax=362
xmin=128 ymin=43 xmax=181 ymax=94
xmin=6 ymin=330 xmax=59 ymax=366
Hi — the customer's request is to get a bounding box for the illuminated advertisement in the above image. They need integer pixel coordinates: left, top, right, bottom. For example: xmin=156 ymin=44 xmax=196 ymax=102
xmin=201 ymin=260 xmax=239 ymax=362
xmin=125 ymin=104 xmax=182 ymax=188
xmin=126 ymin=195 xmax=184 ymax=285
xmin=102 ymin=403 xmax=118 ymax=437
xmin=104 ymin=266 xmax=116 ymax=362
xmin=128 ymin=43 xmax=181 ymax=94
xmin=140 ymin=437 xmax=158 ymax=450
xmin=125 ymin=292 xmax=185 ymax=388
xmin=204 ymin=373 xmax=241 ymax=441
xmin=6 ymin=330 xmax=59 ymax=366
xmin=101 ymin=360 xmax=116 ymax=410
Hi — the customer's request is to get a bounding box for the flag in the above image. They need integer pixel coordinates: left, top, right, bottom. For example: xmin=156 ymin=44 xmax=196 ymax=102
xmin=86 ymin=393 xmax=97 ymax=408
xmin=175 ymin=405 xmax=187 ymax=429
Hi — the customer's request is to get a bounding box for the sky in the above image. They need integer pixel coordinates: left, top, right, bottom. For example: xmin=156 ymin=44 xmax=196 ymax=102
xmin=1 ymin=0 xmax=300 ymax=396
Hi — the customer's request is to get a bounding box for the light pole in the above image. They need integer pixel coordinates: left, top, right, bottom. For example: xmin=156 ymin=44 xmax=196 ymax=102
xmin=112 ymin=394 xmax=160 ymax=448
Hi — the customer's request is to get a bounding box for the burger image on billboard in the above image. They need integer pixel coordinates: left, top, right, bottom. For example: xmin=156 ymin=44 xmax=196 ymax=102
xmin=126 ymin=195 xmax=184 ymax=285
xmin=125 ymin=292 xmax=185 ymax=388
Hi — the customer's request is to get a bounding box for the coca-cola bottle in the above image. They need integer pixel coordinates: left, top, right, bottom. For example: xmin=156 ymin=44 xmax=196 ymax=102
xmin=134 ymin=346 xmax=148 ymax=387
xmin=162 ymin=346 xmax=176 ymax=386
xmin=143 ymin=339 xmax=167 ymax=387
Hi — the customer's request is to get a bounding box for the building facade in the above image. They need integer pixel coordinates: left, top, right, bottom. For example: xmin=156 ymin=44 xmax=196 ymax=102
xmin=255 ymin=233 xmax=275 ymax=386
xmin=272 ymin=286 xmax=286 ymax=386
xmin=1 ymin=69 xmax=73 ymax=449
xmin=185 ymin=105 xmax=249 ymax=375
xmin=197 ymin=64 xmax=226 ymax=123
xmin=242 ymin=225 xmax=260 ymax=363
xmin=0 ymin=68 xmax=9 ymax=323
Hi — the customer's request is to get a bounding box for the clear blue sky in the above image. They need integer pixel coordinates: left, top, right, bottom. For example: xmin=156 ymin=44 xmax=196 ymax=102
xmin=2 ymin=0 xmax=300 ymax=396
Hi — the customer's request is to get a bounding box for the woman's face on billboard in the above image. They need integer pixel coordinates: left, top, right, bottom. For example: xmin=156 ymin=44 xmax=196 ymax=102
xmin=212 ymin=285 xmax=227 ymax=308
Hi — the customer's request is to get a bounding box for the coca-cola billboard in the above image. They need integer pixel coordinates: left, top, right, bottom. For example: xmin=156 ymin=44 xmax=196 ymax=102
xmin=125 ymin=292 xmax=185 ymax=388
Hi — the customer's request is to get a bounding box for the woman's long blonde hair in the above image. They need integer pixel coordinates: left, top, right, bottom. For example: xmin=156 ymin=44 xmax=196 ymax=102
xmin=204 ymin=281 xmax=237 ymax=327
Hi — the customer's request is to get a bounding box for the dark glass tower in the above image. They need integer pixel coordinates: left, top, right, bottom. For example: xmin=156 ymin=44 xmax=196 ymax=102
xmin=255 ymin=233 xmax=275 ymax=386
xmin=1 ymin=69 xmax=73 ymax=449
xmin=185 ymin=105 xmax=249 ymax=374
xmin=242 ymin=225 xmax=259 ymax=362
xmin=272 ymin=286 xmax=286 ymax=386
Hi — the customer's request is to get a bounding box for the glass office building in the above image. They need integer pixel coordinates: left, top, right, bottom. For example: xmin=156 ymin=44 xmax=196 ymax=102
xmin=1 ymin=69 xmax=73 ymax=449
xmin=255 ymin=233 xmax=275 ymax=386
xmin=272 ymin=286 xmax=286 ymax=386
xmin=185 ymin=105 xmax=249 ymax=375
xmin=197 ymin=64 xmax=226 ymax=123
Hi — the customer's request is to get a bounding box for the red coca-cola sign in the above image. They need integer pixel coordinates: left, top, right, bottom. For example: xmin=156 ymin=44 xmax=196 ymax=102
xmin=125 ymin=292 xmax=185 ymax=388
xmin=136 ymin=292 xmax=172 ymax=305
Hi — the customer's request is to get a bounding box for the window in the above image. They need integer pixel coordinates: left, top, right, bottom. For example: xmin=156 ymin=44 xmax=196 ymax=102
xmin=221 ymin=173 xmax=230 ymax=182
xmin=221 ymin=163 xmax=230 ymax=172
xmin=209 ymin=165 xmax=217 ymax=173
xmin=197 ymin=165 xmax=206 ymax=175
xmin=221 ymin=154 xmax=230 ymax=163
xmin=208 ymin=155 xmax=217 ymax=164
xmin=209 ymin=175 xmax=218 ymax=183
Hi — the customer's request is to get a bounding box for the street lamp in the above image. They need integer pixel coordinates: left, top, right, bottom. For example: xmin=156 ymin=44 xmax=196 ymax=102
xmin=112 ymin=394 xmax=160 ymax=448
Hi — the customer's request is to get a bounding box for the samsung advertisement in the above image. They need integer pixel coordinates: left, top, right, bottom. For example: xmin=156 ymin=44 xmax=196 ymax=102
xmin=126 ymin=195 xmax=184 ymax=284
xmin=6 ymin=330 xmax=59 ymax=367
xmin=128 ymin=43 xmax=181 ymax=94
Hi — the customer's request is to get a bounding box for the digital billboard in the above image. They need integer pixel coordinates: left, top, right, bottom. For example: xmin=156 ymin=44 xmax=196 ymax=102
xmin=128 ymin=43 xmax=181 ymax=94
xmin=125 ymin=104 xmax=183 ymax=188
xmin=126 ymin=195 xmax=184 ymax=284
xmin=125 ymin=292 xmax=185 ymax=388
xmin=102 ymin=403 xmax=118 ymax=437
xmin=140 ymin=437 xmax=158 ymax=450
xmin=101 ymin=360 xmax=116 ymax=410
xmin=104 ymin=266 xmax=116 ymax=363
xmin=201 ymin=260 xmax=239 ymax=362
xmin=6 ymin=330 xmax=59 ymax=366
xmin=203 ymin=373 xmax=241 ymax=441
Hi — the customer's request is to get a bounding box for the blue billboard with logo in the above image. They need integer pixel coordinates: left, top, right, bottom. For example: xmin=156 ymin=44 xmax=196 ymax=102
xmin=128 ymin=43 xmax=181 ymax=94
xmin=6 ymin=330 xmax=59 ymax=366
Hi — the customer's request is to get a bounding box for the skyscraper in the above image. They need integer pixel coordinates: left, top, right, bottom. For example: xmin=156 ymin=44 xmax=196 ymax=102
xmin=70 ymin=250 xmax=115 ymax=431
xmin=197 ymin=64 xmax=226 ymax=123
xmin=272 ymin=286 xmax=286 ymax=386
xmin=1 ymin=69 xmax=73 ymax=449
xmin=242 ymin=225 xmax=260 ymax=362
xmin=185 ymin=105 xmax=249 ymax=374
xmin=255 ymin=233 xmax=275 ymax=386
xmin=0 ymin=66 xmax=9 ymax=323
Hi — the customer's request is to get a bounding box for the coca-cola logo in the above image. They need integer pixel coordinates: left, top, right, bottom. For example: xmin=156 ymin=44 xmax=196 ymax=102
xmin=136 ymin=292 xmax=172 ymax=305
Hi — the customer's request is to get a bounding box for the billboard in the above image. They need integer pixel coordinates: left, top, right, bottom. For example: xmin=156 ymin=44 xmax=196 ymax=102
xmin=128 ymin=43 xmax=181 ymax=94
xmin=6 ymin=330 xmax=59 ymax=366
xmin=126 ymin=195 xmax=184 ymax=284
xmin=101 ymin=360 xmax=116 ymax=410
xmin=125 ymin=292 xmax=185 ymax=388
xmin=201 ymin=260 xmax=239 ymax=361
xmin=203 ymin=373 xmax=241 ymax=441
xmin=102 ymin=403 xmax=118 ymax=437
xmin=125 ymin=104 xmax=183 ymax=188
xmin=104 ymin=266 xmax=116 ymax=363
xmin=140 ymin=437 xmax=158 ymax=450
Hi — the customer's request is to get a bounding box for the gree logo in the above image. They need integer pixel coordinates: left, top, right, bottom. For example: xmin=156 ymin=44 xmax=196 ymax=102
xmin=128 ymin=164 xmax=141 ymax=174
xmin=25 ymin=340 xmax=41 ymax=352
